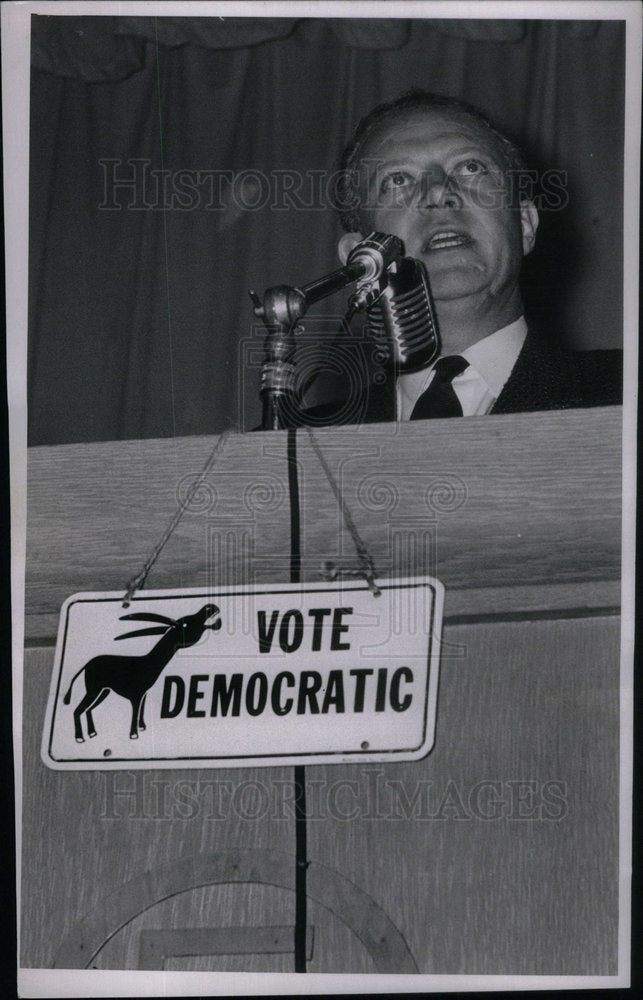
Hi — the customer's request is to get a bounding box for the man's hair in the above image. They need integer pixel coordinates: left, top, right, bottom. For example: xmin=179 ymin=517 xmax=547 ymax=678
xmin=333 ymin=89 xmax=529 ymax=232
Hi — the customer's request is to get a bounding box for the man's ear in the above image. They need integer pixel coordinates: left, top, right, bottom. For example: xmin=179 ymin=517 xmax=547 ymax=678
xmin=337 ymin=232 xmax=364 ymax=265
xmin=520 ymin=199 xmax=539 ymax=256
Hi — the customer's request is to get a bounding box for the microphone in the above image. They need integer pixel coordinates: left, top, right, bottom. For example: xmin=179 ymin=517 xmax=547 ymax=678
xmin=345 ymin=232 xmax=404 ymax=283
xmin=267 ymin=231 xmax=404 ymax=315
xmin=343 ymin=233 xmax=404 ymax=310
xmin=366 ymin=255 xmax=440 ymax=373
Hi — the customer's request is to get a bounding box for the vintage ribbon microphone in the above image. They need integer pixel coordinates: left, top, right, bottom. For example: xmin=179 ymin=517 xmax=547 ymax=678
xmin=365 ymin=255 xmax=439 ymax=375
xmin=250 ymin=233 xmax=404 ymax=430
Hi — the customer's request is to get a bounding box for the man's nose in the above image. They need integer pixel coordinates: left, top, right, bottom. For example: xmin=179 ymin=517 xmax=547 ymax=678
xmin=418 ymin=167 xmax=462 ymax=209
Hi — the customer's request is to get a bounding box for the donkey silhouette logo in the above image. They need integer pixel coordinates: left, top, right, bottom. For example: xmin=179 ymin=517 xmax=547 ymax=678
xmin=63 ymin=603 xmax=221 ymax=742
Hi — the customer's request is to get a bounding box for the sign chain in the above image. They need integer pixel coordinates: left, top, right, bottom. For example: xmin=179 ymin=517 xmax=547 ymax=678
xmin=121 ymin=428 xmax=234 ymax=606
xmin=305 ymin=427 xmax=381 ymax=597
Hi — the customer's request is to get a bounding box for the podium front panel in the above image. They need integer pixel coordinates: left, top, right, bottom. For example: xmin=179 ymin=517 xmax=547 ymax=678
xmin=21 ymin=408 xmax=624 ymax=975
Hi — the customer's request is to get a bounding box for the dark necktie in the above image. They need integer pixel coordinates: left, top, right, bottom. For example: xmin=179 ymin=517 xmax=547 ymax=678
xmin=410 ymin=355 xmax=469 ymax=420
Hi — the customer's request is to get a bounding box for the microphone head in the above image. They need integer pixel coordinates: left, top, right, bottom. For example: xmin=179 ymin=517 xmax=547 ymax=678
xmin=346 ymin=232 xmax=405 ymax=281
xmin=367 ymin=257 xmax=439 ymax=373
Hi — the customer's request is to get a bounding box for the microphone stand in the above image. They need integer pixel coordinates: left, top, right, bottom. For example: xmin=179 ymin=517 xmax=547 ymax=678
xmin=250 ymin=234 xmax=404 ymax=431
xmin=249 ymin=263 xmax=367 ymax=431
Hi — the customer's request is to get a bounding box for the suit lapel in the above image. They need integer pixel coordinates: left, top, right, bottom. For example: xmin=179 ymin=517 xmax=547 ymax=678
xmin=491 ymin=330 xmax=577 ymax=414
xmin=360 ymin=370 xmax=397 ymax=423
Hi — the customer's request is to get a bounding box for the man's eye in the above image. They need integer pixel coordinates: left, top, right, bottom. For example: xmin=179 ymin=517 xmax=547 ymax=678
xmin=454 ymin=159 xmax=488 ymax=176
xmin=380 ymin=171 xmax=413 ymax=193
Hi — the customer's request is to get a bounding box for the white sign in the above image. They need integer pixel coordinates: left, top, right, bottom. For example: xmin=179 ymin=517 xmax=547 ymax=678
xmin=42 ymin=577 xmax=444 ymax=770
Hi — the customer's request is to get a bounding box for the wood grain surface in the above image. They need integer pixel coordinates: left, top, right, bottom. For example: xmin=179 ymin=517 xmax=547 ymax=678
xmin=25 ymin=407 xmax=621 ymax=641
xmin=20 ymin=649 xmax=307 ymax=971
xmin=306 ymin=615 xmax=620 ymax=975
xmin=22 ymin=614 xmax=619 ymax=973
xmin=20 ymin=407 xmax=623 ymax=974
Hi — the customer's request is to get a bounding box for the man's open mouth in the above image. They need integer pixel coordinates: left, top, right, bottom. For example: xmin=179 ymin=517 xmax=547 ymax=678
xmin=423 ymin=231 xmax=471 ymax=251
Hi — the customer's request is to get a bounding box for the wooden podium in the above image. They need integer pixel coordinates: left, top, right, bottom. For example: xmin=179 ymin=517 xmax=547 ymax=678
xmin=22 ymin=407 xmax=622 ymax=975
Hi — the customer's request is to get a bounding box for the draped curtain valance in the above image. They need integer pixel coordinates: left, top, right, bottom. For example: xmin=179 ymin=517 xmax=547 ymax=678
xmin=31 ymin=15 xmax=600 ymax=81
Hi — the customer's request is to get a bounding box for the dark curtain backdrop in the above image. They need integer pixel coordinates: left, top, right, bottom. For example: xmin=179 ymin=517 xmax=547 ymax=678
xmin=28 ymin=16 xmax=625 ymax=445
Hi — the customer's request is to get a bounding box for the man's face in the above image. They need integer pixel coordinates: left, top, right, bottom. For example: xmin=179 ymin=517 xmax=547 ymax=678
xmin=351 ymin=110 xmax=537 ymax=306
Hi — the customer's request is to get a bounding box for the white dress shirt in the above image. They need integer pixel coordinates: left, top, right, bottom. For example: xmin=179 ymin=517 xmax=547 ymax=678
xmin=396 ymin=317 xmax=528 ymax=420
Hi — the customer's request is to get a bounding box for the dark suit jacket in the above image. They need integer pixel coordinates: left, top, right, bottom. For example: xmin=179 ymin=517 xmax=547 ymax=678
xmin=295 ymin=330 xmax=622 ymax=428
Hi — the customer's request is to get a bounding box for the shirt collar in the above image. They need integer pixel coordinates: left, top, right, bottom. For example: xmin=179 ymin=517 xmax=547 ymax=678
xmin=461 ymin=316 xmax=527 ymax=397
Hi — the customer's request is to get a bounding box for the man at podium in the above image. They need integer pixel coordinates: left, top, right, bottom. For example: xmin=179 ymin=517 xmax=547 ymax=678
xmin=301 ymin=91 xmax=622 ymax=427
